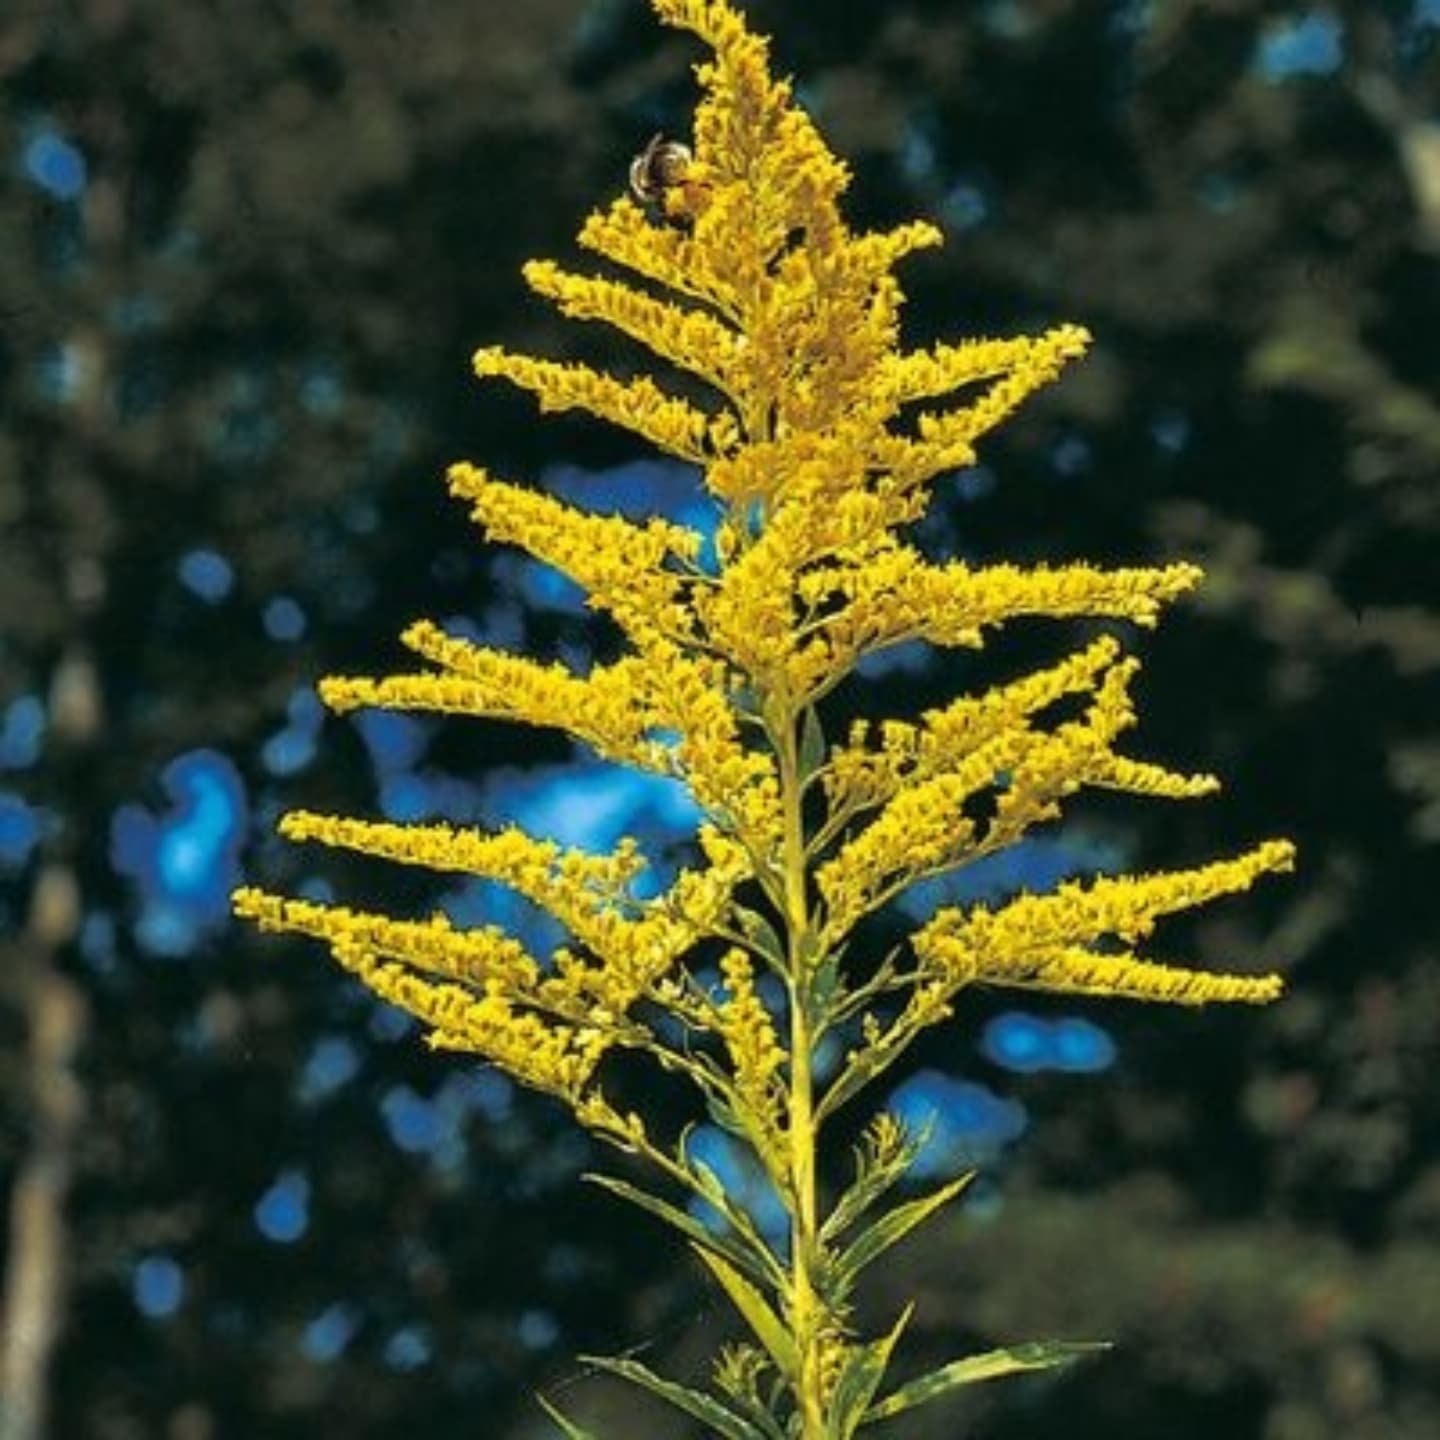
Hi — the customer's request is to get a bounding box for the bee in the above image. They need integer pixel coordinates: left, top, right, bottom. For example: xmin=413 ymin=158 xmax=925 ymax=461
xmin=628 ymin=132 xmax=709 ymax=224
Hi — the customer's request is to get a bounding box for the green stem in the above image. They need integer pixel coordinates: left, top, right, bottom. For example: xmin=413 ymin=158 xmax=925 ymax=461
xmin=775 ymin=703 xmax=829 ymax=1438
xmin=789 ymin=985 xmax=827 ymax=1437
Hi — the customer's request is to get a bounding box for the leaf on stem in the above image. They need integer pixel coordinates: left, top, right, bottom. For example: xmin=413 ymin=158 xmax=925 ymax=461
xmin=714 ymin=1344 xmax=789 ymax=1440
xmin=799 ymin=704 xmax=827 ymax=785
xmin=684 ymin=1150 xmax=783 ymax=1263
xmin=537 ymin=1394 xmax=605 ymax=1439
xmin=825 ymin=1304 xmax=914 ymax=1440
xmin=584 ymin=1171 xmax=781 ymax=1290
xmin=580 ymin=1353 xmax=771 ymax=1440
xmin=863 ymin=1339 xmax=1113 ymax=1424
xmin=691 ymin=1244 xmax=801 ymax=1381
xmin=832 ymin=1171 xmax=975 ymax=1296
xmin=734 ymin=905 xmax=787 ymax=971
xmin=821 ymin=1114 xmax=930 ymax=1244
xmin=808 ymin=949 xmax=843 ymax=1026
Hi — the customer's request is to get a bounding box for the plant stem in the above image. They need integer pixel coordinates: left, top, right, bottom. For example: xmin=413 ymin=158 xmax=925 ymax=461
xmin=788 ymin=985 xmax=827 ymax=1437
xmin=776 ymin=703 xmax=828 ymax=1438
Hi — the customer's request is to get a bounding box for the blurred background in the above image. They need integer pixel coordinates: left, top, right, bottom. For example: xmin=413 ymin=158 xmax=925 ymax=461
xmin=2 ymin=0 xmax=1438 ymax=1436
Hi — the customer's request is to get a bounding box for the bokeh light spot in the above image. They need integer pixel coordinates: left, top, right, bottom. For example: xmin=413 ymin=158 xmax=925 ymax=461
xmin=178 ymin=548 xmax=235 ymax=603
xmin=262 ymin=595 xmax=307 ymax=642
xmin=981 ymin=1011 xmax=1118 ymax=1074
xmin=296 ymin=1035 xmax=361 ymax=1104
xmin=381 ymin=1085 xmax=442 ymax=1155
xmin=981 ymin=1011 xmax=1051 ymax=1073
xmin=1257 ymin=12 xmax=1343 ymax=79
xmin=23 ymin=130 xmax=88 ymax=200
xmin=302 ymin=1303 xmax=359 ymax=1363
xmin=0 ymin=695 xmax=46 ymax=771
xmin=383 ymin=1325 xmax=432 ymax=1372
xmin=133 ymin=1254 xmax=185 ymax=1319
xmin=110 ymin=749 xmax=247 ymax=957
xmin=517 ymin=1309 xmax=560 ymax=1351
xmin=0 ymin=793 xmax=41 ymax=872
xmin=254 ymin=1169 xmax=310 ymax=1244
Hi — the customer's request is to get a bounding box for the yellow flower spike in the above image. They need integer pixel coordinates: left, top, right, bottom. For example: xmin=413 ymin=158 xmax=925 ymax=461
xmin=709 ymin=947 xmax=788 ymax=1150
xmin=800 ymin=557 xmax=1206 ymax=674
xmin=232 ymin=885 xmax=541 ymax=991
xmin=909 ymin=322 xmax=1093 ymax=448
xmin=913 ymin=841 xmax=1296 ymax=1006
xmin=521 ymin=258 xmax=744 ymax=401
xmin=818 ymin=727 xmax=1038 ymax=943
xmin=821 ymin=636 xmax=1123 ymax=820
xmin=275 ymin=811 xmax=714 ymax=978
xmin=884 ymin=329 xmax=1087 ymax=407
xmin=318 ymin=645 xmax=666 ymax=775
xmin=579 ymin=196 xmax=743 ymax=319
xmin=472 ymin=346 xmax=724 ymax=462
xmin=445 ymin=462 xmax=702 ymax=645
xmin=234 ymin=2 xmax=1296 ymax=1433
xmin=693 ymin=523 xmax=810 ymax=691
xmin=338 ymin=942 xmax=607 ymax=1099
xmin=653 ymin=0 xmax=797 ymax=180
xmin=633 ymin=639 xmax=786 ymax=857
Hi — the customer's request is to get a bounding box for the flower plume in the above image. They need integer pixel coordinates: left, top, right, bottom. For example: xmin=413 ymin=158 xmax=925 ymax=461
xmin=234 ymin=2 xmax=1294 ymax=1434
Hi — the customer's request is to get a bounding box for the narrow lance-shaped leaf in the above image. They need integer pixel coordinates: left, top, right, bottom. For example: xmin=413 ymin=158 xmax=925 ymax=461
xmin=808 ymin=950 xmax=844 ymax=1028
xmin=580 ymin=1353 xmax=770 ymax=1440
xmin=821 ymin=1115 xmax=931 ymax=1245
xmin=832 ymin=1170 xmax=975 ymax=1296
xmin=734 ymin=905 xmax=787 ymax=971
xmin=706 ymin=1086 xmax=760 ymax=1141
xmin=798 ymin=704 xmax=826 ymax=785
xmin=864 ymin=1340 xmax=1113 ymax=1425
xmin=713 ymin=1345 xmax=789 ymax=1440
xmin=537 ymin=1393 xmax=606 ymax=1440
xmin=685 ymin=1151 xmax=785 ymax=1270
xmin=691 ymin=1244 xmax=801 ymax=1382
xmin=825 ymin=1304 xmax=913 ymax=1440
xmin=584 ymin=1171 xmax=783 ymax=1291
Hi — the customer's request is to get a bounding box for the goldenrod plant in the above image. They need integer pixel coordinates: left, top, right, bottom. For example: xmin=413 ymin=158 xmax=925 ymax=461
xmin=233 ymin=1 xmax=1294 ymax=1433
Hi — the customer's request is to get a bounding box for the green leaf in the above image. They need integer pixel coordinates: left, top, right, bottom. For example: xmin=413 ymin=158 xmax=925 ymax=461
xmin=691 ymin=1244 xmax=800 ymax=1381
xmin=537 ymin=1394 xmax=604 ymax=1439
xmin=808 ymin=950 xmax=842 ymax=1025
xmin=713 ymin=1343 xmax=788 ymax=1440
xmin=734 ymin=905 xmax=787 ymax=970
xmin=793 ymin=928 xmax=822 ymax=971
xmin=798 ymin=705 xmax=826 ymax=784
xmin=684 ymin=1155 xmax=779 ymax=1264
xmin=864 ymin=1340 xmax=1113 ymax=1424
xmin=584 ymin=1172 xmax=779 ymax=1290
xmin=705 ymin=1087 xmax=755 ymax=1141
xmin=581 ymin=1354 xmax=769 ymax=1440
xmin=825 ymin=1305 xmax=913 ymax=1440
xmin=833 ymin=1171 xmax=975 ymax=1292
xmin=821 ymin=1115 xmax=930 ymax=1245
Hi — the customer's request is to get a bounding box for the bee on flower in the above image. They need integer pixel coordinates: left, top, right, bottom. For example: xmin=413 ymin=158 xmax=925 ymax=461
xmin=628 ymin=132 xmax=711 ymax=225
